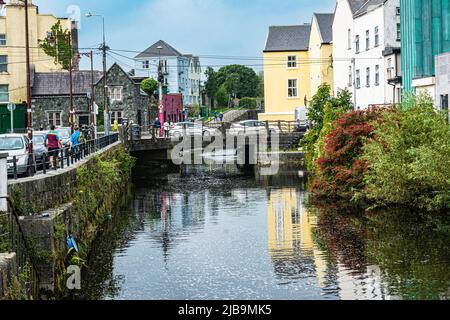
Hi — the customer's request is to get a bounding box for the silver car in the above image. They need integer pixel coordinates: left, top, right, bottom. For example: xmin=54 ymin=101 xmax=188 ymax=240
xmin=0 ymin=134 xmax=30 ymax=176
xmin=170 ymin=122 xmax=216 ymax=139
xmin=228 ymin=120 xmax=280 ymax=136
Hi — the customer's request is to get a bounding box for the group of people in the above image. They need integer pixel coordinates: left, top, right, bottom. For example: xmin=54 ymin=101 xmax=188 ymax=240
xmin=44 ymin=124 xmax=85 ymax=169
xmin=153 ymin=118 xmax=173 ymax=138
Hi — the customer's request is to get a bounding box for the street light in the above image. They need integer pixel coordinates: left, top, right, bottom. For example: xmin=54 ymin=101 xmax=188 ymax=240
xmin=85 ymin=12 xmax=110 ymax=136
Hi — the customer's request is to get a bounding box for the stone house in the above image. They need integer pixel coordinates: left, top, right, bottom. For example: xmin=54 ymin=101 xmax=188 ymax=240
xmin=94 ymin=63 xmax=150 ymax=127
xmin=31 ymin=63 xmax=150 ymax=129
xmin=31 ymin=69 xmax=102 ymax=129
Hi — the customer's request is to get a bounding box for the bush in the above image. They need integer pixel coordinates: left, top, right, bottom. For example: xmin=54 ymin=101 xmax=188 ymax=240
xmin=312 ymin=108 xmax=382 ymax=201
xmin=239 ymin=97 xmax=257 ymax=110
xmin=362 ymin=94 xmax=450 ymax=211
xmin=215 ymin=85 xmax=229 ymax=107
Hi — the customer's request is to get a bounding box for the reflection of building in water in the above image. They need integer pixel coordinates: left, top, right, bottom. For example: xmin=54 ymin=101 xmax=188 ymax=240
xmin=267 ymin=188 xmax=327 ymax=286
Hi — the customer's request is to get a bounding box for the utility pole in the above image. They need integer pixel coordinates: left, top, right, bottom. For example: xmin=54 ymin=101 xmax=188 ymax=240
xmin=90 ymin=50 xmax=95 ymax=140
xmin=157 ymin=46 xmax=164 ymax=137
xmin=24 ymin=0 xmax=33 ymax=156
xmin=68 ymin=31 xmax=74 ymax=134
xmin=102 ymin=17 xmax=109 ymax=136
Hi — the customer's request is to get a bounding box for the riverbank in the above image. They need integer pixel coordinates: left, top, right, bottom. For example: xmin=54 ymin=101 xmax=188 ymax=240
xmin=2 ymin=145 xmax=135 ymax=299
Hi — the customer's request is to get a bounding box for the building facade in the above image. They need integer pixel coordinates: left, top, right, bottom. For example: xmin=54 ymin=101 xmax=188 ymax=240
xmin=309 ymin=13 xmax=334 ymax=96
xmin=401 ymin=0 xmax=450 ymax=104
xmin=260 ymin=25 xmax=312 ymax=121
xmin=333 ymin=0 xmax=400 ymax=109
xmin=435 ymin=52 xmax=449 ymax=112
xmin=0 ymin=0 xmax=76 ymax=105
xmin=133 ymin=40 xmax=201 ymax=107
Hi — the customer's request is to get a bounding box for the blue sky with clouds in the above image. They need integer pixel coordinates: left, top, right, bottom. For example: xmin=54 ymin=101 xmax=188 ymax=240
xmin=34 ymin=0 xmax=335 ymax=72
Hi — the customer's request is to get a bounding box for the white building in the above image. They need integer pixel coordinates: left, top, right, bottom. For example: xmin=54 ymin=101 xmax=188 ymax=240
xmin=332 ymin=0 xmax=400 ymax=109
xmin=133 ymin=40 xmax=201 ymax=106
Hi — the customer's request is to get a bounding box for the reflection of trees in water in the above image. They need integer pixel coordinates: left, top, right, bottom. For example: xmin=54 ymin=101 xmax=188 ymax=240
xmin=312 ymin=204 xmax=450 ymax=300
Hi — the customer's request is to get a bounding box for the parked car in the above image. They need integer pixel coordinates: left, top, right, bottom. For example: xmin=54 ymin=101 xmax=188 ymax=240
xmin=228 ymin=120 xmax=280 ymax=136
xmin=170 ymin=122 xmax=216 ymax=139
xmin=294 ymin=106 xmax=310 ymax=132
xmin=32 ymin=132 xmax=48 ymax=168
xmin=55 ymin=127 xmax=72 ymax=147
xmin=0 ymin=134 xmax=30 ymax=177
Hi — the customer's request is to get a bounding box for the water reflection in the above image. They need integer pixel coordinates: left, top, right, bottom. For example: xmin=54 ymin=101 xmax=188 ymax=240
xmin=79 ymin=164 xmax=450 ymax=300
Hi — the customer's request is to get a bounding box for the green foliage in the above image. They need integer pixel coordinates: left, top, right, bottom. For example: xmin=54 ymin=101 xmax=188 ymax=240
xmin=256 ymin=72 xmax=264 ymax=98
xmin=38 ymin=21 xmax=73 ymax=70
xmin=362 ymin=93 xmax=450 ymax=211
xmin=215 ymin=85 xmax=229 ymax=108
xmin=204 ymin=67 xmax=219 ymax=106
xmin=140 ymin=78 xmax=158 ymax=97
xmin=239 ymin=97 xmax=257 ymax=110
xmin=215 ymin=64 xmax=259 ymax=98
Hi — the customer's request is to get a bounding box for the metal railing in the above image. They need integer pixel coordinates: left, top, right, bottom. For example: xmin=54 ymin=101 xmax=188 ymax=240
xmin=8 ymin=133 xmax=119 ymax=180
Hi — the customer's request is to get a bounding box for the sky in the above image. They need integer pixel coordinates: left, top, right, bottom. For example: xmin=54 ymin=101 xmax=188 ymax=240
xmin=33 ymin=0 xmax=336 ymax=74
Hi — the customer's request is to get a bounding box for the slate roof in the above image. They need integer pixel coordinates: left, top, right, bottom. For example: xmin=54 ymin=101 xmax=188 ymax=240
xmin=347 ymin=0 xmax=368 ymax=14
xmin=354 ymin=0 xmax=386 ymax=17
xmin=314 ymin=13 xmax=334 ymax=44
xmin=135 ymin=40 xmax=183 ymax=59
xmin=264 ymin=25 xmax=312 ymax=52
xmin=32 ymin=70 xmax=103 ymax=96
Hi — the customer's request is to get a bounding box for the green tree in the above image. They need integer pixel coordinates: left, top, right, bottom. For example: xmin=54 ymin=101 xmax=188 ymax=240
xmin=215 ymin=85 xmax=229 ymax=108
xmin=204 ymin=67 xmax=218 ymax=108
xmin=256 ymin=72 xmax=264 ymax=98
xmin=38 ymin=21 xmax=73 ymax=70
xmin=215 ymin=65 xmax=259 ymax=98
xmin=141 ymin=78 xmax=158 ymax=97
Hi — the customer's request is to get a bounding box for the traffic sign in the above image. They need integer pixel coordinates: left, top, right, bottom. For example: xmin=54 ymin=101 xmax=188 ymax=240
xmin=7 ymin=103 xmax=16 ymax=112
xmin=158 ymin=104 xmax=164 ymax=113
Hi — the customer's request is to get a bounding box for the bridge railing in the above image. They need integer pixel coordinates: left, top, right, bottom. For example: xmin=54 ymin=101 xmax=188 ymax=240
xmin=7 ymin=133 xmax=119 ymax=181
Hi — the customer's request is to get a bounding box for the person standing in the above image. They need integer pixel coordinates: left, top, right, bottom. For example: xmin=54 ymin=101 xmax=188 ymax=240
xmin=70 ymin=126 xmax=82 ymax=160
xmin=45 ymin=125 xmax=62 ymax=169
xmin=213 ymin=111 xmax=218 ymax=123
xmin=163 ymin=121 xmax=170 ymax=138
xmin=219 ymin=112 xmax=224 ymax=123
xmin=154 ymin=118 xmax=161 ymax=138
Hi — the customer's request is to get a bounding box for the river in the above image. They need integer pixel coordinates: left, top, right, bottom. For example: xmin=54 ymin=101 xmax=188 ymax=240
xmin=79 ymin=162 xmax=450 ymax=300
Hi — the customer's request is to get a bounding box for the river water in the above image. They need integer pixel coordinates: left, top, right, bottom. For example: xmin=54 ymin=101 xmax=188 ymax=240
xmin=80 ymin=162 xmax=450 ymax=300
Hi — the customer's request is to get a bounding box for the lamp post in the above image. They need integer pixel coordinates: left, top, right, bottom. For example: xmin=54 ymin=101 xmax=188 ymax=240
xmin=24 ymin=0 xmax=33 ymax=157
xmin=85 ymin=12 xmax=109 ymax=136
xmin=157 ymin=45 xmax=164 ymax=138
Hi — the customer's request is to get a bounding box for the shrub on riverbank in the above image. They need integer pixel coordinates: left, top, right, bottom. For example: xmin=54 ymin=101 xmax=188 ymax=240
xmin=362 ymin=94 xmax=450 ymax=211
xmin=311 ymin=108 xmax=382 ymax=201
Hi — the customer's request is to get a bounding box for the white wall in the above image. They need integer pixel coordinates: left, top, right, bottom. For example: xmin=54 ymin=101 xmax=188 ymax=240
xmin=333 ymin=0 xmax=355 ymax=100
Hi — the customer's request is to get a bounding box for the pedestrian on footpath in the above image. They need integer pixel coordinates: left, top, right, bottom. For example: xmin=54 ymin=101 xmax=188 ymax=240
xmin=219 ymin=112 xmax=224 ymax=123
xmin=163 ymin=121 xmax=170 ymax=138
xmin=214 ymin=111 xmax=218 ymax=123
xmin=45 ymin=125 xmax=62 ymax=170
xmin=154 ymin=118 xmax=161 ymax=138
xmin=70 ymin=125 xmax=82 ymax=160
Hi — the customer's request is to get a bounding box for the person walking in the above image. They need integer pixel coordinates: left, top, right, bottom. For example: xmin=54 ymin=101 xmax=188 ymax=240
xmin=219 ymin=112 xmax=224 ymax=123
xmin=213 ymin=111 xmax=218 ymax=123
xmin=163 ymin=121 xmax=170 ymax=138
xmin=154 ymin=118 xmax=161 ymax=138
xmin=70 ymin=125 xmax=82 ymax=160
xmin=45 ymin=125 xmax=62 ymax=170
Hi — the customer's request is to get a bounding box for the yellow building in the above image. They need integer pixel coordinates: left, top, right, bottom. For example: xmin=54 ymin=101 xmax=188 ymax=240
xmin=308 ymin=13 xmax=334 ymax=97
xmin=260 ymin=25 xmax=312 ymax=122
xmin=0 ymin=0 xmax=74 ymax=104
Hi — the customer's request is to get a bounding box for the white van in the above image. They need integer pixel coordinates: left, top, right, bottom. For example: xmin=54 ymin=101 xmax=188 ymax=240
xmin=294 ymin=106 xmax=309 ymax=132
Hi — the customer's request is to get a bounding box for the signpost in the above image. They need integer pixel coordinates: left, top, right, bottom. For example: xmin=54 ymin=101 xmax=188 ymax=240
xmin=7 ymin=103 xmax=16 ymax=133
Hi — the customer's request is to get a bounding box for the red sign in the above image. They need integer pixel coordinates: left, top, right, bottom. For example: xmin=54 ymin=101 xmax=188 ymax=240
xmin=159 ymin=104 xmax=164 ymax=113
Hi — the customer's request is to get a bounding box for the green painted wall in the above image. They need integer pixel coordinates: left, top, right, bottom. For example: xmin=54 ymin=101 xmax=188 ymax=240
xmin=401 ymin=0 xmax=450 ymax=92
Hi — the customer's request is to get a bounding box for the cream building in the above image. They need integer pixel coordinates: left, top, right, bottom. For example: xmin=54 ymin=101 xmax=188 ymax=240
xmin=308 ymin=13 xmax=334 ymax=96
xmin=0 ymin=0 xmax=75 ymax=104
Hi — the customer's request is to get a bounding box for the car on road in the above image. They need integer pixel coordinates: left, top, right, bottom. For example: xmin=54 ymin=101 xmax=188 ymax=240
xmin=170 ymin=122 xmax=217 ymax=139
xmin=55 ymin=127 xmax=72 ymax=147
xmin=32 ymin=132 xmax=48 ymax=168
xmin=228 ymin=120 xmax=280 ymax=136
xmin=0 ymin=134 xmax=30 ymax=177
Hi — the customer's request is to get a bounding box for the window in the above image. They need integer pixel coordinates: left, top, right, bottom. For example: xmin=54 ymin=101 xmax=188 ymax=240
xmin=48 ymin=112 xmax=62 ymax=127
xmin=108 ymin=86 xmax=123 ymax=102
xmin=142 ymin=60 xmax=149 ymax=69
xmin=397 ymin=23 xmax=401 ymax=41
xmin=396 ymin=7 xmax=401 ymax=16
xmin=0 ymin=34 xmax=5 ymax=46
xmin=348 ymin=29 xmax=352 ymax=50
xmin=0 ymin=84 xmax=8 ymax=102
xmin=374 ymin=27 xmax=379 ymax=47
xmin=387 ymin=58 xmax=393 ymax=78
xmin=0 ymin=55 xmax=7 ymax=73
xmin=355 ymin=35 xmax=360 ymax=53
xmin=441 ymin=94 xmax=449 ymax=111
xmin=110 ymin=111 xmax=123 ymax=125
xmin=365 ymin=30 xmax=370 ymax=50
xmin=355 ymin=70 xmax=360 ymax=89
xmin=366 ymin=67 xmax=370 ymax=87
xmin=287 ymin=55 xmax=297 ymax=68
xmin=288 ymin=79 xmax=298 ymax=97
xmin=375 ymin=65 xmax=380 ymax=85
xmin=348 ymin=66 xmax=353 ymax=87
